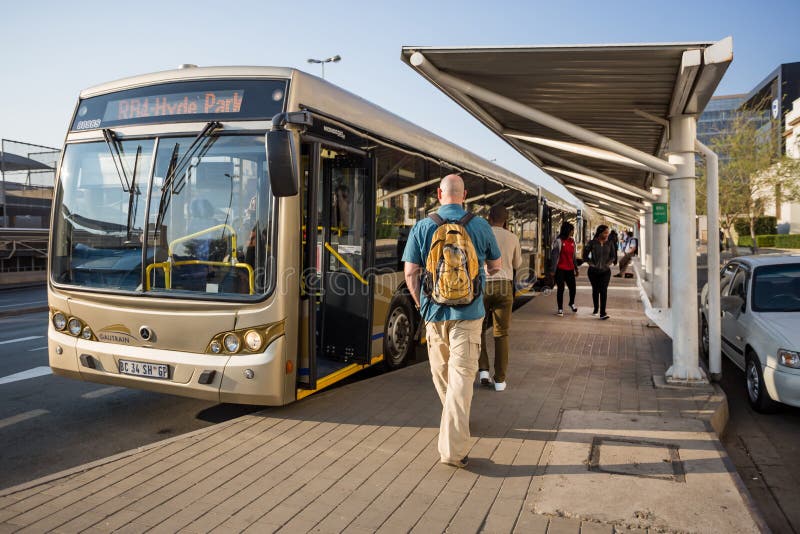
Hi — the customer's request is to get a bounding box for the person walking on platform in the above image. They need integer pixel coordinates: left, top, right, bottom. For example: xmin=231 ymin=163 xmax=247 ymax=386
xmin=478 ymin=205 xmax=522 ymax=392
xmin=549 ymin=221 xmax=579 ymax=317
xmin=583 ymin=225 xmax=615 ymax=320
xmin=403 ymin=174 xmax=501 ymax=469
xmin=614 ymin=230 xmax=638 ymax=278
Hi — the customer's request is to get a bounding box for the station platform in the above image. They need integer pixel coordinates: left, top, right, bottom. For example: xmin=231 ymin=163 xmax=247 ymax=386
xmin=0 ymin=273 xmax=765 ymax=533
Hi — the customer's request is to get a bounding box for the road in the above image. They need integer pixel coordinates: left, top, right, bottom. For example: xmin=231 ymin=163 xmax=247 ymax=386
xmin=0 ymin=285 xmax=412 ymax=491
xmin=699 ymin=256 xmax=800 ymax=533
xmin=0 ymin=291 xmax=265 ymax=490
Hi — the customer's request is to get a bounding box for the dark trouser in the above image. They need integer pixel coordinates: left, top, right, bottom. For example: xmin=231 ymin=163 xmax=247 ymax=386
xmin=618 ymin=252 xmax=633 ymax=274
xmin=479 ymin=280 xmax=514 ymax=383
xmin=555 ymin=269 xmax=576 ymax=310
xmin=587 ymin=267 xmax=611 ymax=315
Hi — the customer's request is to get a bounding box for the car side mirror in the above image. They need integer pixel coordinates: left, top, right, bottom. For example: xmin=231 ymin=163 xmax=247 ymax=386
xmin=266 ymin=129 xmax=298 ymax=197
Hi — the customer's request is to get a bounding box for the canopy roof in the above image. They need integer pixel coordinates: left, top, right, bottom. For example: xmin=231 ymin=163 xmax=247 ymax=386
xmin=0 ymin=151 xmax=54 ymax=172
xmin=401 ymin=39 xmax=733 ymax=221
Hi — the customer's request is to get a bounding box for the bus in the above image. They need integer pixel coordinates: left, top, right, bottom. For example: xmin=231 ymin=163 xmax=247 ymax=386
xmin=47 ymin=65 xmax=576 ymax=405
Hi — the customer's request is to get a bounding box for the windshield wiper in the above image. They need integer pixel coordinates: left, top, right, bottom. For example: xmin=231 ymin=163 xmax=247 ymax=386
xmin=153 ymin=121 xmax=222 ymax=235
xmin=102 ymin=128 xmax=132 ymax=192
xmin=125 ymin=145 xmax=142 ymax=244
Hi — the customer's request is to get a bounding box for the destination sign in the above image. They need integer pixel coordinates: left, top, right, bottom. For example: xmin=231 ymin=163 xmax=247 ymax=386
xmin=103 ymin=90 xmax=244 ymax=122
xmin=71 ymin=79 xmax=287 ymax=131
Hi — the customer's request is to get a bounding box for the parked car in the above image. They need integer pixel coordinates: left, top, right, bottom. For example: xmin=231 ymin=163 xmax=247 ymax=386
xmin=700 ymin=254 xmax=800 ymax=412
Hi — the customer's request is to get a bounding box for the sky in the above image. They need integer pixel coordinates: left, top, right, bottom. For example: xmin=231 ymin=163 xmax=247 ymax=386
xmin=1 ymin=0 xmax=798 ymax=203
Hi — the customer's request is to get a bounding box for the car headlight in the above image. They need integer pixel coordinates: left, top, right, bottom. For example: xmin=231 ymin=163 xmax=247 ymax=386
xmin=68 ymin=318 xmax=82 ymax=336
xmin=209 ymin=340 xmax=222 ymax=354
xmin=223 ymin=333 xmax=241 ymax=353
xmin=778 ymin=349 xmax=800 ymax=369
xmin=52 ymin=312 xmax=67 ymax=331
xmin=82 ymin=327 xmax=93 ymax=340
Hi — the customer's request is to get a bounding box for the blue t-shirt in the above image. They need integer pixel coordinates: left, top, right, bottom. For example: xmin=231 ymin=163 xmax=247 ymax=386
xmin=402 ymin=203 xmax=501 ymax=322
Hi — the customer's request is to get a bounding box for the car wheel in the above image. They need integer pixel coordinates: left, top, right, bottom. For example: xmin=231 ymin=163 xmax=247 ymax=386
xmin=383 ymin=295 xmax=417 ymax=371
xmin=745 ymin=351 xmax=778 ymax=413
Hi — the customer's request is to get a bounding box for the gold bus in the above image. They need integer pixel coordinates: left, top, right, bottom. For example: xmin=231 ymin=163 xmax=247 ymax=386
xmin=48 ymin=65 xmax=575 ymax=405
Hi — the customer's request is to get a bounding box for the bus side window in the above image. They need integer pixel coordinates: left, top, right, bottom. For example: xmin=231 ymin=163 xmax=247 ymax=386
xmin=374 ymin=148 xmax=426 ymax=272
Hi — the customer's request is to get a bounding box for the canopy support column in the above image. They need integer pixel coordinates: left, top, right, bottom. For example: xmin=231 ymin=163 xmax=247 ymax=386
xmin=696 ymin=140 xmax=722 ymax=381
xmin=666 ymin=115 xmax=707 ymax=384
xmin=652 ymin=175 xmax=669 ymax=308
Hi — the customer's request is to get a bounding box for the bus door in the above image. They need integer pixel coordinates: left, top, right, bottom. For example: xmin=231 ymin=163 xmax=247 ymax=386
xmin=304 ymin=142 xmax=375 ymax=386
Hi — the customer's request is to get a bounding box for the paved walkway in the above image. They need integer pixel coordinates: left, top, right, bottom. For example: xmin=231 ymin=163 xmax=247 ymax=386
xmin=0 ymin=274 xmax=762 ymax=533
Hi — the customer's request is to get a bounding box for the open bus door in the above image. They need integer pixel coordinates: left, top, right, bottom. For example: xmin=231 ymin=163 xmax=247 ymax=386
xmin=300 ymin=139 xmax=375 ymax=390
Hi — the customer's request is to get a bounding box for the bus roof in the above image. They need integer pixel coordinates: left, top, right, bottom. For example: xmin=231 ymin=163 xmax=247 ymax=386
xmin=78 ymin=66 xmax=574 ymax=208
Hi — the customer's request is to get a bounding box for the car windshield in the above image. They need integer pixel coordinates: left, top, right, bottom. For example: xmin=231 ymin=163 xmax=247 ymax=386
xmin=752 ymin=263 xmax=800 ymax=312
xmin=51 ymin=134 xmax=274 ymax=299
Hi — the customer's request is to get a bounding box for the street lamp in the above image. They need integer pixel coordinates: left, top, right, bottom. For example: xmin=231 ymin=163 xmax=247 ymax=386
xmin=307 ymin=54 xmax=341 ymax=79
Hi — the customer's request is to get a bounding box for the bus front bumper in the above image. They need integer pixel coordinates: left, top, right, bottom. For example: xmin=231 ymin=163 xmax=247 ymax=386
xmin=48 ymin=328 xmax=288 ymax=405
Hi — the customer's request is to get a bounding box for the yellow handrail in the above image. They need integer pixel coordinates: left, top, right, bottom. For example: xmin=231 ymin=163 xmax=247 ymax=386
xmin=324 ymin=242 xmax=368 ymax=286
xmin=145 ymin=260 xmax=254 ymax=294
xmin=168 ymin=224 xmax=239 ymax=260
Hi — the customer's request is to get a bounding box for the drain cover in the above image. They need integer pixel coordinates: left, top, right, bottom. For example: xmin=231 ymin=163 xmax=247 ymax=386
xmin=588 ymin=436 xmax=686 ymax=482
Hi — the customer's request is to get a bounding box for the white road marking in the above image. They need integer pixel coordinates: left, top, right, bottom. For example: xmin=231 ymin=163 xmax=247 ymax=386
xmin=0 ymin=336 xmax=44 ymax=345
xmin=0 ymin=366 xmax=52 ymax=385
xmin=0 ymin=409 xmax=49 ymax=429
xmin=82 ymin=386 xmax=124 ymax=399
xmin=27 ymin=346 xmax=48 ymax=352
xmin=0 ymin=300 xmax=47 ymax=309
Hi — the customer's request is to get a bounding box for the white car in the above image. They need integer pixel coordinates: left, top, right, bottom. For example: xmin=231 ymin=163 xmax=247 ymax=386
xmin=700 ymin=254 xmax=800 ymax=412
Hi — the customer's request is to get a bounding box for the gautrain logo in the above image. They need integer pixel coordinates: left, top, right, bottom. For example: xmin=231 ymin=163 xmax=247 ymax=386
xmin=97 ymin=324 xmax=135 ymax=344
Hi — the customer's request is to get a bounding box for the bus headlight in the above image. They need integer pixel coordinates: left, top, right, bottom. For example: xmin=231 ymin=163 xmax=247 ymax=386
xmin=52 ymin=312 xmax=67 ymax=331
xmin=68 ymin=318 xmax=82 ymax=336
xmin=244 ymin=330 xmax=263 ymax=352
xmin=205 ymin=320 xmax=285 ymax=355
xmin=223 ymin=333 xmax=241 ymax=353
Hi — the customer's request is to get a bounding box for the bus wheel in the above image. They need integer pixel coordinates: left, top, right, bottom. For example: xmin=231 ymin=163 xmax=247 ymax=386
xmin=384 ymin=296 xmax=416 ymax=370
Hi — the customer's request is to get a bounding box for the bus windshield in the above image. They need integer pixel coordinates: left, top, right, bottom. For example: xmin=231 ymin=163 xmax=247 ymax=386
xmin=51 ymin=134 xmax=275 ymax=299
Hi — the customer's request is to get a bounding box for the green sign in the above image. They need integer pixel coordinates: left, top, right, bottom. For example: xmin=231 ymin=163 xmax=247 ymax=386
xmin=653 ymin=203 xmax=668 ymax=224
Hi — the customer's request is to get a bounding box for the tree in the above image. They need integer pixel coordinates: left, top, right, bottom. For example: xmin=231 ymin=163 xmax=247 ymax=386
xmin=704 ymin=104 xmax=786 ymax=254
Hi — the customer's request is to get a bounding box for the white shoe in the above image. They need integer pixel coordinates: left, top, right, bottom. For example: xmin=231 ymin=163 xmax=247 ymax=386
xmin=479 ymin=370 xmax=492 ymax=386
xmin=494 ymin=381 xmax=506 ymax=391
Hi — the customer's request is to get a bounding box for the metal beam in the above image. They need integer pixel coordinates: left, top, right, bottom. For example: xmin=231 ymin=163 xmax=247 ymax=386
xmin=669 ymin=49 xmax=702 ymax=118
xmin=697 ymin=140 xmax=721 ymax=380
xmin=565 ymin=184 xmax=647 ymax=211
xmin=506 ymin=132 xmax=652 ymax=173
xmin=409 ymin=52 xmax=677 ymax=176
xmin=686 ymin=36 xmax=734 ymax=115
xmin=544 ymin=166 xmax=650 ymax=201
xmin=518 ymin=143 xmax=658 ymax=201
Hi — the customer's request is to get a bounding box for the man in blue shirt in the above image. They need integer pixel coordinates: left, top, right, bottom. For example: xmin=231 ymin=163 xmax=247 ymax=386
xmin=403 ymin=174 xmax=501 ymax=468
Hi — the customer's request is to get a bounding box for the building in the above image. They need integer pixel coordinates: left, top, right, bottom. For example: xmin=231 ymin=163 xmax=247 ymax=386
xmin=696 ymin=94 xmax=746 ymax=160
xmin=780 ymin=97 xmax=800 ymax=233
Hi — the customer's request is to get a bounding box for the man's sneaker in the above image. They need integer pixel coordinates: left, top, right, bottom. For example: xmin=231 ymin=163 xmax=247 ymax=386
xmin=442 ymin=456 xmax=469 ymax=468
xmin=557 ymin=309 xmax=564 ymax=317
xmin=613 ymin=273 xmax=623 ymax=278
xmin=592 ymin=309 xmax=598 ymax=315
xmin=569 ymin=304 xmax=578 ymax=313
xmin=479 ymin=370 xmax=492 ymax=386
xmin=600 ymin=314 xmax=610 ymax=320
xmin=494 ymin=381 xmax=506 ymax=392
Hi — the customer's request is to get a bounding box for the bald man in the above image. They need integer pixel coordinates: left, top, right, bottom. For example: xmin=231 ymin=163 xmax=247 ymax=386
xmin=402 ymin=174 xmax=501 ymax=468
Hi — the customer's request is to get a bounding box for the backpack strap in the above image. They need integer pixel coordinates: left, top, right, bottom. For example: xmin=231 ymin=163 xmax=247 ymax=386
xmin=457 ymin=213 xmax=475 ymax=226
xmin=429 ymin=213 xmax=445 ymax=226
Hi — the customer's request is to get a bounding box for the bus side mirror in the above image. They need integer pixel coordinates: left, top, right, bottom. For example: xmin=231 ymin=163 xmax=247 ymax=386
xmin=266 ymin=129 xmax=298 ymax=197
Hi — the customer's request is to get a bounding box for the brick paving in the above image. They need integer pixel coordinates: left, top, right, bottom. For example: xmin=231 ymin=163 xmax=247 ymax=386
xmin=0 ymin=274 xmax=733 ymax=533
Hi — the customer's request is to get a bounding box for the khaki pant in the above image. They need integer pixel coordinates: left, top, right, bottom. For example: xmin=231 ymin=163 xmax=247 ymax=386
xmin=479 ymin=280 xmax=514 ymax=383
xmin=425 ymin=318 xmax=482 ymax=463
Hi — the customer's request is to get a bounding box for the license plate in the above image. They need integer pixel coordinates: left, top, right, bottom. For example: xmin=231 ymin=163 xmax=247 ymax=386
xmin=118 ymin=359 xmax=169 ymax=379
